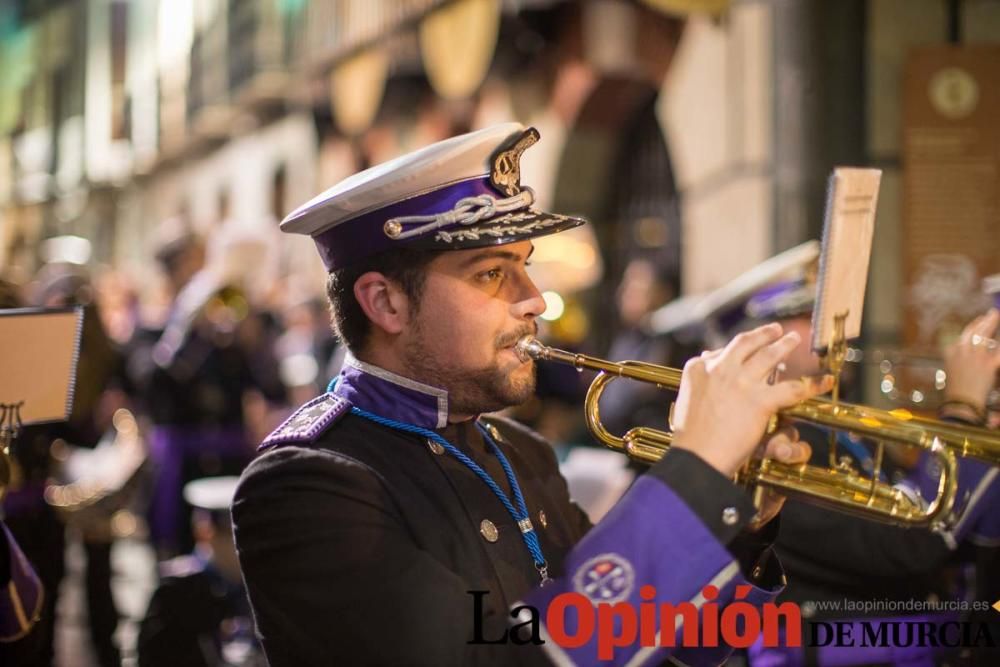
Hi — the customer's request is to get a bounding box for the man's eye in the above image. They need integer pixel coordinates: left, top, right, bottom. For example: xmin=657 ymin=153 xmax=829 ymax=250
xmin=478 ymin=269 xmax=504 ymax=283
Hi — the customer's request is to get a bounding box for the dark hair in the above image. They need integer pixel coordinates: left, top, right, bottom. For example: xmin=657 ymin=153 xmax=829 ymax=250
xmin=325 ymin=246 xmax=442 ymax=353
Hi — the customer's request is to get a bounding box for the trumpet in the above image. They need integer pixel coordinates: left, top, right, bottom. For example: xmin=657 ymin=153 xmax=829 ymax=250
xmin=153 ymin=270 xmax=250 ymax=369
xmin=515 ymin=336 xmax=1000 ymax=527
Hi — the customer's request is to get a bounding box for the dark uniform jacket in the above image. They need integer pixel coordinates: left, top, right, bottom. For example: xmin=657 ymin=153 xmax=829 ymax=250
xmin=233 ymin=355 xmax=785 ymax=666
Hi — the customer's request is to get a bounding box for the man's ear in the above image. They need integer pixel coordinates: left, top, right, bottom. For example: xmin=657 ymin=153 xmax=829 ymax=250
xmin=354 ymin=272 xmax=410 ymax=336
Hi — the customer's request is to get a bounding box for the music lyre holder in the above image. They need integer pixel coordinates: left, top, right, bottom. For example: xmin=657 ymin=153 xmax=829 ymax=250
xmin=0 ymin=402 xmax=23 ymax=500
xmin=811 ymin=167 xmax=882 ymax=481
xmin=821 ymin=311 xmax=849 ymax=469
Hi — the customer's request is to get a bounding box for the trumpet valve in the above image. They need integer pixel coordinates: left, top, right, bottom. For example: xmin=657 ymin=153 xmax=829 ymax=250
xmin=836 ymin=455 xmax=857 ymax=473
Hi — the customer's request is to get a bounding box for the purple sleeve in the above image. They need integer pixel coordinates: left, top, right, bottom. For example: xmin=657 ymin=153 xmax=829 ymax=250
xmin=519 ymin=450 xmax=785 ymax=666
xmin=906 ymin=449 xmax=1000 ymax=546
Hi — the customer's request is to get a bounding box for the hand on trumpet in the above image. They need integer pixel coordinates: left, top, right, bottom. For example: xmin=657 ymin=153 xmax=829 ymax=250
xmin=670 ymin=322 xmax=834 ymax=479
xmin=941 ymin=308 xmax=1000 ymax=424
xmin=746 ymin=425 xmax=811 ymax=529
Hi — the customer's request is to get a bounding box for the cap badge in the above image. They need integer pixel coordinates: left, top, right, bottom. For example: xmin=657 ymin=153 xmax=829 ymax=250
xmin=490 ymin=127 xmax=540 ymax=196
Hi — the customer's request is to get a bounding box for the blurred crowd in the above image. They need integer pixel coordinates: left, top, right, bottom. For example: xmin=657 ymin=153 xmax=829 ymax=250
xmin=0 ymin=219 xmax=339 ymax=666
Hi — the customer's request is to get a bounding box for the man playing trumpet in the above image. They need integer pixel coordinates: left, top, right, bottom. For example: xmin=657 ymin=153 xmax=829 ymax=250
xmin=232 ymin=124 xmax=832 ymax=665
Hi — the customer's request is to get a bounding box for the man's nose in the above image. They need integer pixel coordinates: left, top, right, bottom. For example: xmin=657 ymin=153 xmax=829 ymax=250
xmin=510 ymin=273 xmax=546 ymax=320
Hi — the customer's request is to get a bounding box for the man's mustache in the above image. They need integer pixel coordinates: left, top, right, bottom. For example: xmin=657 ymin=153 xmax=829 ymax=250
xmin=496 ymin=323 xmax=538 ymax=350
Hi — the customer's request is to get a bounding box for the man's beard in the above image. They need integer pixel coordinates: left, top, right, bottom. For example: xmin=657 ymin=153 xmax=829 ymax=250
xmin=403 ymin=323 xmax=538 ymax=416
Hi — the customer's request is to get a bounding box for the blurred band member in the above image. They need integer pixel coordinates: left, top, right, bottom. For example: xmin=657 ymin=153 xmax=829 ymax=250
xmin=746 ymin=276 xmax=1000 ymax=665
xmin=132 ymin=223 xmax=284 ymax=556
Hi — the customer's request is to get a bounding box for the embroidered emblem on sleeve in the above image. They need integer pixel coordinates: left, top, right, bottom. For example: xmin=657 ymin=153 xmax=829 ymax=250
xmin=573 ymin=553 xmax=635 ymax=604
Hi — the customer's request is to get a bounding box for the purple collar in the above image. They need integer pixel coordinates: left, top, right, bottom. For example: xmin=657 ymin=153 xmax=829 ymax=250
xmin=333 ymin=354 xmax=450 ymax=429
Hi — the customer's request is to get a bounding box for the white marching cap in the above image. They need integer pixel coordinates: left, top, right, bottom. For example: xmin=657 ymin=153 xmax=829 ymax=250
xmin=646 ymin=240 xmax=820 ymax=336
xmin=279 ymin=123 xmax=584 ymax=271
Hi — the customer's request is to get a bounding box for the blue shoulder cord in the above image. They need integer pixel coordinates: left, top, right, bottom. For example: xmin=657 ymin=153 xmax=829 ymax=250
xmin=327 ymin=378 xmax=550 ymax=584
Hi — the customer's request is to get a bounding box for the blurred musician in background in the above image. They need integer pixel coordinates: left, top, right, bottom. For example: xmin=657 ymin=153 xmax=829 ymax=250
xmin=128 ymin=220 xmax=285 ymax=557
xmin=0 ymin=275 xmax=67 ymax=667
xmin=733 ymin=269 xmax=1000 ymax=666
xmin=17 ymin=261 xmax=128 ymax=667
xmin=1 ymin=284 xmax=45 ymax=662
xmin=2 ymin=271 xmax=113 ymax=666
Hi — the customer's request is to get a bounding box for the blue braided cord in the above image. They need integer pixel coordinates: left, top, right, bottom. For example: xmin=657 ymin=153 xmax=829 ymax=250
xmin=477 ymin=423 xmax=532 ymax=519
xmin=349 ymin=405 xmax=547 ymax=568
xmin=838 ymin=433 xmax=888 ymax=482
xmin=326 ymin=376 xmax=339 ymax=393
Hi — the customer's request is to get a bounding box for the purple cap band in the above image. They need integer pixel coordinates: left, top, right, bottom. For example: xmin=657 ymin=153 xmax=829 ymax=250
xmin=313 ymin=177 xmax=502 ymax=271
xmin=745 ymin=278 xmax=814 ymax=321
xmin=748 ymin=279 xmax=800 ymax=305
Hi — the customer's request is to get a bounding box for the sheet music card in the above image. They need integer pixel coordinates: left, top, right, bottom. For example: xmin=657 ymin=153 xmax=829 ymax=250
xmin=0 ymin=307 xmax=84 ymax=425
xmin=810 ymin=168 xmax=882 ymax=353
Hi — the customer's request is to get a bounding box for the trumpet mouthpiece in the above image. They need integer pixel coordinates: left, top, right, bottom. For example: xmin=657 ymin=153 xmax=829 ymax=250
xmin=514 ymin=335 xmax=543 ymax=363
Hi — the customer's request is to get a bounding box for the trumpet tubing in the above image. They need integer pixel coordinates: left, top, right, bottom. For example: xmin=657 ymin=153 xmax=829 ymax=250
xmin=515 ymin=336 xmax=1000 ymax=527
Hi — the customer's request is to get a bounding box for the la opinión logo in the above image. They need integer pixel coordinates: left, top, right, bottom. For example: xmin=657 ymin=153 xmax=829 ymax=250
xmin=468 ymin=584 xmax=802 ymax=660
xmin=469 ymin=588 xmax=998 ymax=661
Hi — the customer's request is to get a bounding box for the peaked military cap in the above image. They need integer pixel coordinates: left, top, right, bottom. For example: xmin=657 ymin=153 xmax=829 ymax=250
xmin=646 ymin=240 xmax=820 ymax=337
xmin=744 ymin=278 xmax=816 ymax=322
xmin=281 ymin=123 xmax=586 ymax=270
